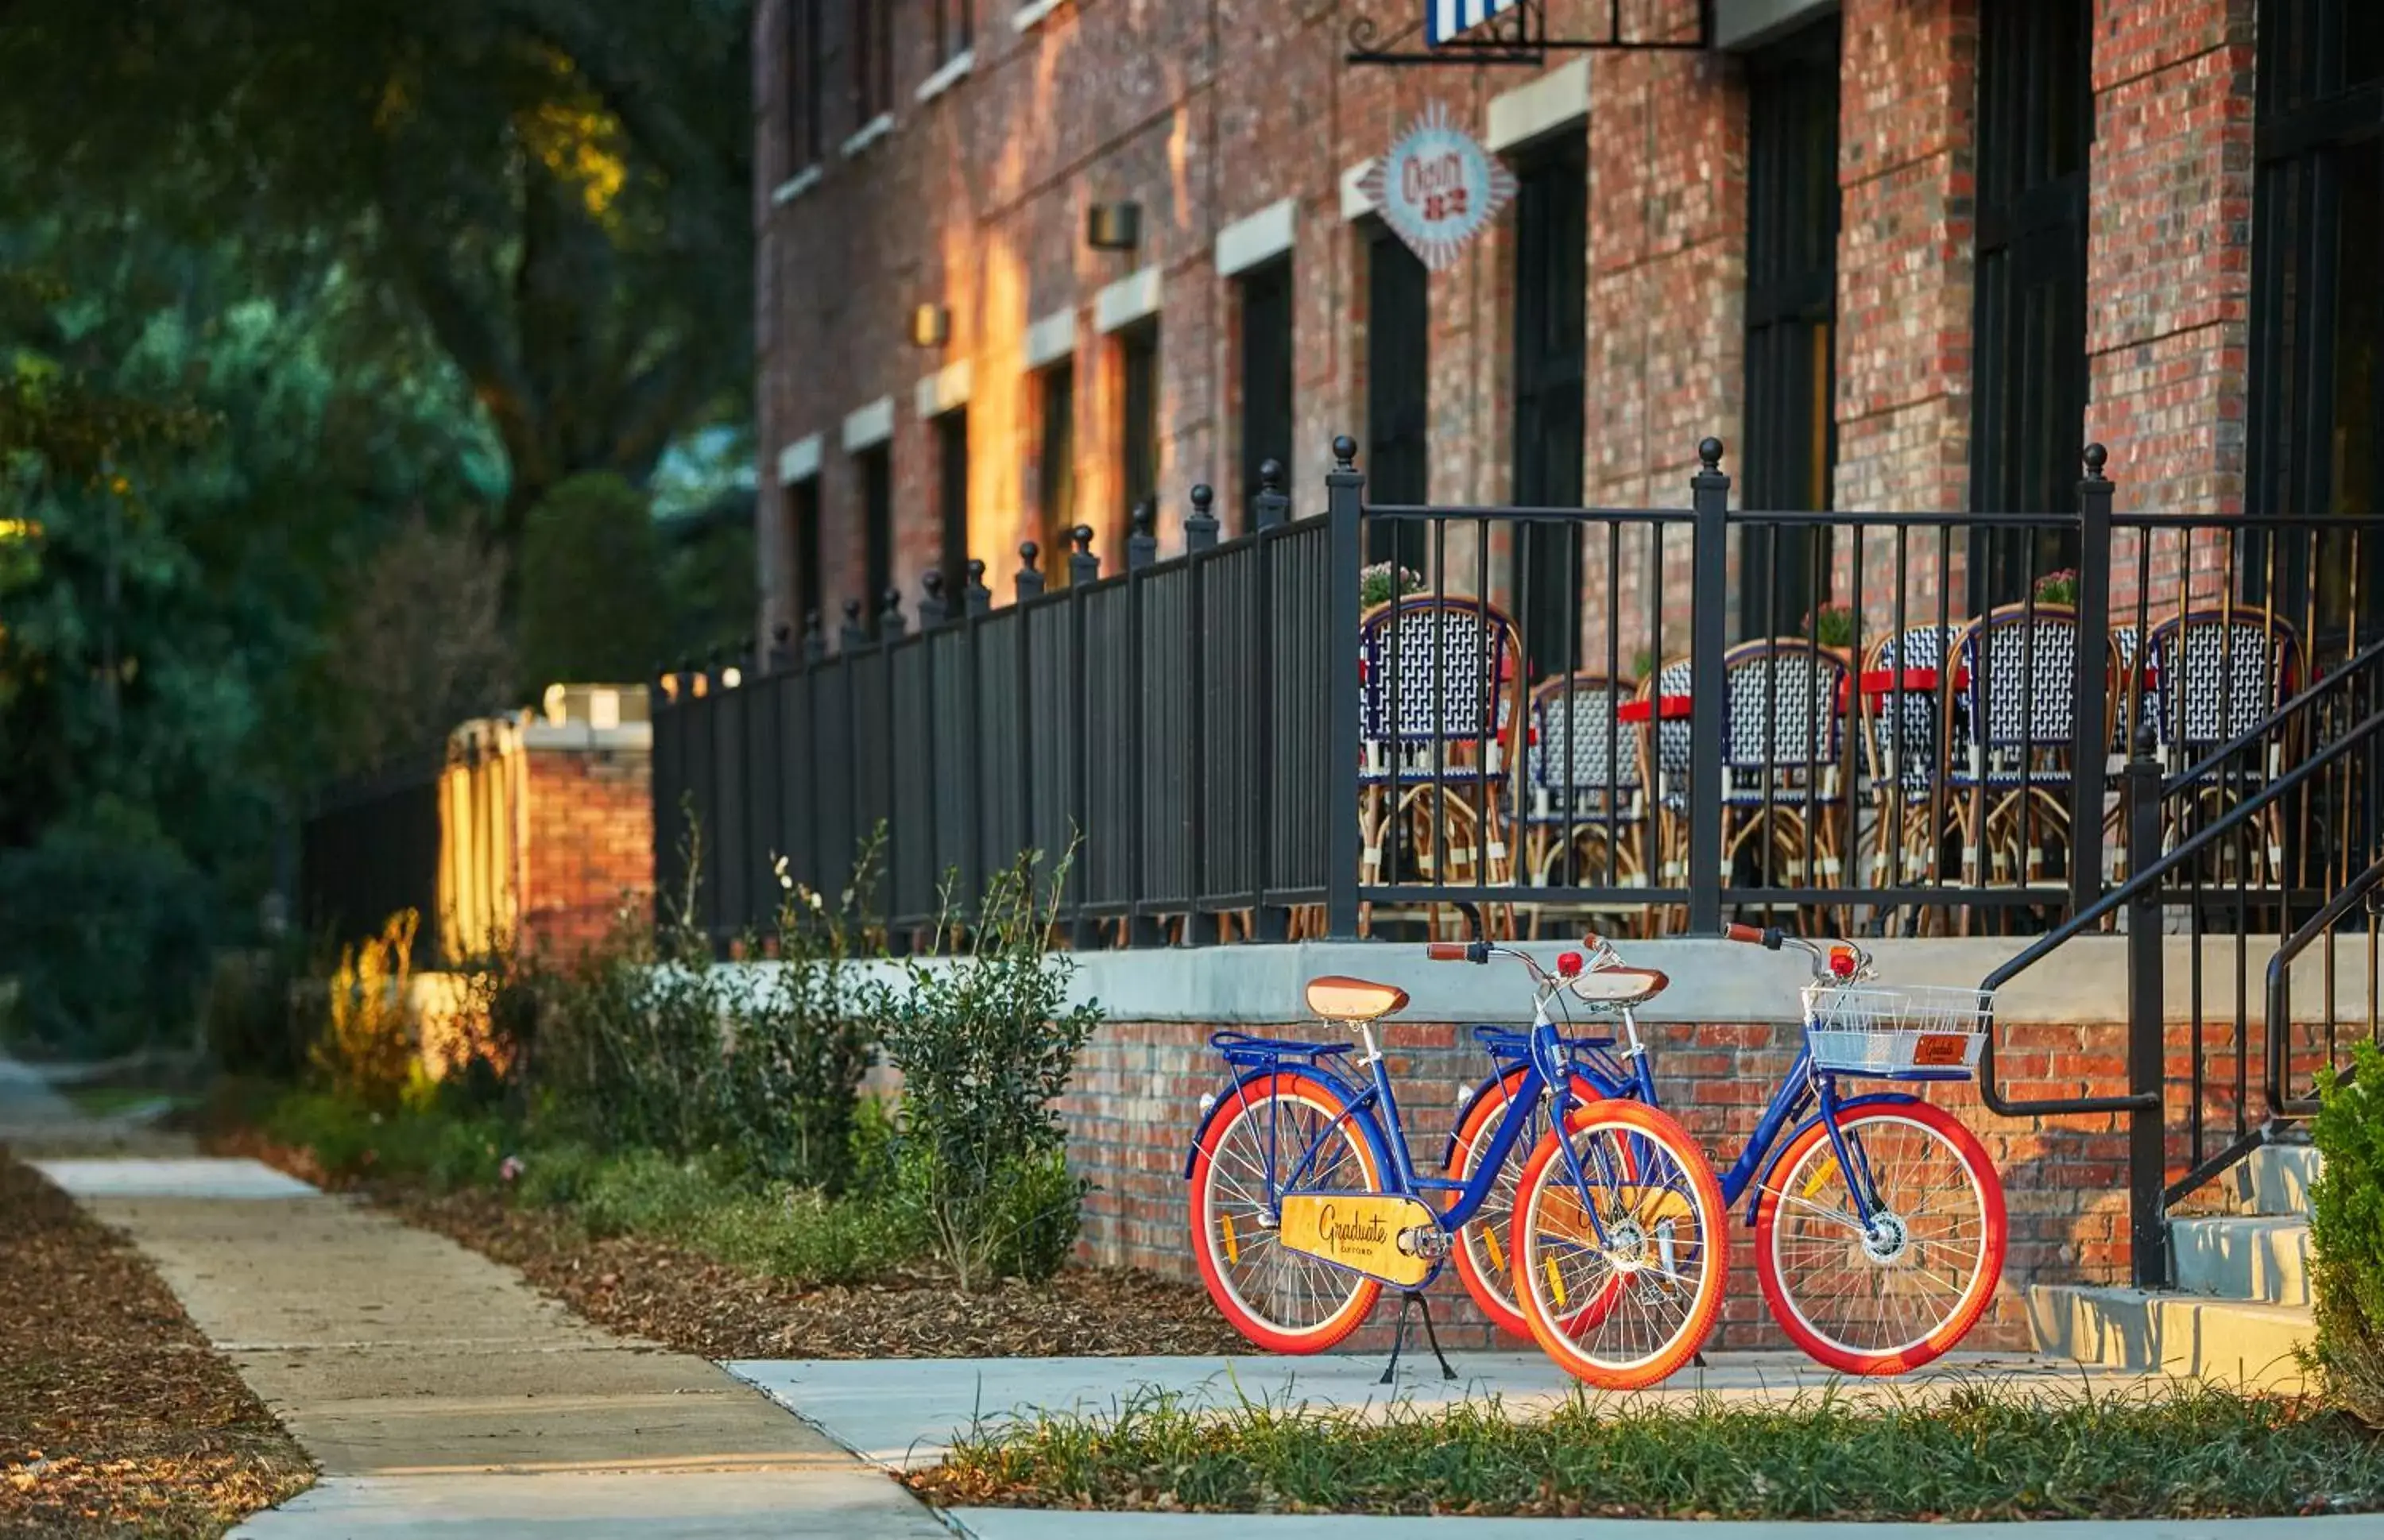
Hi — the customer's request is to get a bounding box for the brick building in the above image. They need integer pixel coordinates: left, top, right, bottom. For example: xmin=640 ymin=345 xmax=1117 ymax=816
xmin=753 ymin=0 xmax=2376 ymax=660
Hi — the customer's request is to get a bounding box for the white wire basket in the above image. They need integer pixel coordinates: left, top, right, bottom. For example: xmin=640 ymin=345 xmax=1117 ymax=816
xmin=1801 ymin=983 xmax=1994 ymax=1077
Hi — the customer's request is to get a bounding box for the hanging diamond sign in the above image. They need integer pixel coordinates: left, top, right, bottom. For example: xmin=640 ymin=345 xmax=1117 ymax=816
xmin=1356 ymin=103 xmax=1515 ymax=271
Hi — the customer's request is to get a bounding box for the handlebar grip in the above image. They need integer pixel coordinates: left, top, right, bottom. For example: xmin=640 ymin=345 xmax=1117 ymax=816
xmin=1425 ymin=942 xmax=1469 ymax=961
xmin=1723 ymin=923 xmax=1766 ymax=944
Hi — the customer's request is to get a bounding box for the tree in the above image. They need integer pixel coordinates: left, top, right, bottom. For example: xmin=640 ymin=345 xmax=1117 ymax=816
xmin=517 ymin=472 xmax=669 ymax=688
xmin=0 ymin=0 xmax=754 ymax=539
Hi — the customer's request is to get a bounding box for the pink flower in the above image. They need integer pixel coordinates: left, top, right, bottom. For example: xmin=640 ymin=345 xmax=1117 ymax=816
xmin=499 ymin=1155 xmax=524 ymax=1185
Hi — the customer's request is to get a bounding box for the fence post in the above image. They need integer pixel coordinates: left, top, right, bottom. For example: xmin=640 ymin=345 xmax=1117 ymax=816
xmin=918 ymin=570 xmax=948 ymax=629
xmin=965 ymin=559 xmax=993 ymax=617
xmin=1128 ymin=498 xmax=1159 ymax=571
xmin=1183 ymin=483 xmax=1216 ymax=945
xmin=840 ymin=598 xmax=869 ymax=653
xmin=1014 ymin=541 xmax=1038 ymax=914
xmin=1124 ymin=505 xmax=1159 ymax=946
xmin=1255 ymin=459 xmax=1290 ymax=532
xmin=1068 ymin=524 xmax=1097 ymax=947
xmin=1185 ymin=484 xmax=1218 ymax=555
xmin=768 ymin=622 xmax=795 ymax=673
xmin=1326 ymin=436 xmax=1365 ymax=939
xmin=2123 ymin=724 xmax=2169 ymax=1288
xmin=1687 ymin=438 xmax=1730 ymax=935
xmin=2070 ymin=443 xmax=2115 ymax=917
xmin=804 ymin=610 xmax=826 ymax=664
xmin=879 ymin=587 xmax=908 ymax=641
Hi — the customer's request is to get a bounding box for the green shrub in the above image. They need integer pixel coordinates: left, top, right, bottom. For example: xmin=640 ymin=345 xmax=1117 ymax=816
xmin=517 ymin=472 xmax=670 ymax=688
xmin=2310 ymin=1039 xmax=2384 ymax=1423
xmin=0 ymin=824 xmax=213 ymax=1056
xmin=721 ymin=863 xmax=877 ymax=1192
xmin=203 ymin=942 xmax=314 ymax=1080
xmin=871 ymin=853 xmax=1101 ymax=1290
xmin=312 ymin=910 xmax=424 ymax=1112
xmin=264 ymin=1089 xmax=504 ymax=1188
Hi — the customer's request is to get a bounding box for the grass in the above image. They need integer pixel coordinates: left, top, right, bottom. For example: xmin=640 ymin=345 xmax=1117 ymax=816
xmin=254 ymin=1090 xmax=923 ymax=1288
xmin=63 ymin=1083 xmax=196 ymax=1117
xmin=910 ymin=1381 xmax=2384 ymax=1523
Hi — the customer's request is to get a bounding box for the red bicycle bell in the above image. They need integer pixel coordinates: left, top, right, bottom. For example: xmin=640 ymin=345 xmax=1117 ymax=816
xmin=1558 ymin=950 xmax=1585 ymax=977
xmin=1828 ymin=946 xmax=1858 ymax=978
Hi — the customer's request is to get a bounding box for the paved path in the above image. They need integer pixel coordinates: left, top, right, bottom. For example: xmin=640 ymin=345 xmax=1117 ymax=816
xmin=29 ymin=1156 xmax=946 ymax=1539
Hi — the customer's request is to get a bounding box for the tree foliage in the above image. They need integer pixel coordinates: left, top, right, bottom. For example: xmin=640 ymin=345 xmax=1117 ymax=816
xmin=517 ymin=472 xmax=670 ymax=688
xmin=0 ymin=0 xmax=754 ymax=531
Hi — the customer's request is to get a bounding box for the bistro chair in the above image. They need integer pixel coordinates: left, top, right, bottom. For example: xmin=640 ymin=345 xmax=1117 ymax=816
xmin=1942 ymin=603 xmax=2123 ymax=914
xmin=1349 ymin=594 xmax=1526 ymax=938
xmin=1854 ymin=623 xmax=1956 ymax=931
xmin=2141 ymin=606 xmax=2302 ymax=886
xmin=1515 ymin=671 xmax=1648 ymax=934
xmin=1639 ymin=639 xmax=1853 ymax=931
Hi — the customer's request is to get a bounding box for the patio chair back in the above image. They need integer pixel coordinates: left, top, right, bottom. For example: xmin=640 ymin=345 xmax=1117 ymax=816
xmin=1525 ymin=672 xmax=1642 ymax=816
xmin=1860 ymin=625 xmax=1952 ymax=793
xmin=2144 ymin=607 xmax=2302 ymax=764
xmin=1356 ymin=596 xmax=1523 ymax=774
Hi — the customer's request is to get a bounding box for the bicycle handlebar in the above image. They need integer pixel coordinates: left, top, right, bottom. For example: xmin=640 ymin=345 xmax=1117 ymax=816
xmin=1424 ymin=941 xmax=1476 ymax=962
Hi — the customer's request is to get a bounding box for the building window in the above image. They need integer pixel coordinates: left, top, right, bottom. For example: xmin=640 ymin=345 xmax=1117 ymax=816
xmin=1363 ymin=222 xmax=1429 ymax=571
xmin=788 ymin=0 xmax=823 ymax=171
xmin=1970 ymin=0 xmax=2092 ymax=606
xmin=788 ymin=476 xmax=823 ymax=636
xmin=1510 ymin=129 xmax=1587 ymax=679
xmin=1237 ymin=257 xmax=1294 ymax=533
xmin=853 ymin=0 xmax=893 ymax=124
xmin=2251 ymin=0 xmax=2384 ymax=633
xmin=858 ymin=444 xmax=892 ymax=632
xmin=1117 ymin=321 xmax=1160 ymax=540
xmin=1037 ymin=362 xmax=1076 ymax=585
xmin=1740 ymin=14 xmax=1840 ymax=640
xmin=935 ymin=410 xmax=968 ymax=613
xmin=935 ymin=0 xmax=972 ymax=64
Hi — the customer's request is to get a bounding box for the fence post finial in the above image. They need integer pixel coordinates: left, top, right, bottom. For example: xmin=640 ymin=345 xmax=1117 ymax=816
xmin=2083 ymin=441 xmax=2111 ymax=486
xmin=1185 ymin=483 xmax=1218 ymax=553
xmin=1255 ymin=458 xmax=1290 ymax=531
xmin=1069 ymin=524 xmax=1100 ymax=586
xmin=919 ymin=568 xmax=947 ymax=629
xmin=879 ymin=586 xmax=908 ymax=640
xmin=803 ymin=609 xmax=826 ymax=663
xmin=840 ymin=597 xmax=868 ymax=652
xmin=1016 ymin=540 xmax=1046 ymax=601
xmin=1332 ymin=435 xmax=1357 ymax=471
xmin=1697 ymin=436 xmax=1725 ymax=474
xmin=1127 ymin=499 xmax=1159 ymax=571
xmin=965 ymin=558 xmax=993 ymax=615
xmin=767 ymin=623 xmax=793 ymax=672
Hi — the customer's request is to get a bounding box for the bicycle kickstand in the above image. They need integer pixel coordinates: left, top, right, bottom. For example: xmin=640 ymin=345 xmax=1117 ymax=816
xmin=1377 ymin=1290 xmax=1457 ymax=1386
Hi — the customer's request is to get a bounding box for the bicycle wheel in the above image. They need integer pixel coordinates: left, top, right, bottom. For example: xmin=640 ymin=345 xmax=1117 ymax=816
xmin=1445 ymin=1068 xmax=1604 ymax=1340
xmin=1188 ymin=1070 xmax=1384 ymax=1353
xmin=1754 ymin=1099 xmax=2007 ymax=1376
xmin=1511 ymin=1100 xmax=1726 ymax=1390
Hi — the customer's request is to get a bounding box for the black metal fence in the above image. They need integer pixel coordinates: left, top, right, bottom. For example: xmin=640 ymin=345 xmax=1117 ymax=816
xmin=299 ymin=750 xmax=443 ymax=968
xmin=653 ymin=476 xmax=1337 ymax=942
xmin=655 ymin=437 xmax=2384 ymax=950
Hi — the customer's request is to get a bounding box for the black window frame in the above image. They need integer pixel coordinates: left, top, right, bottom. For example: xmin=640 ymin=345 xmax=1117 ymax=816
xmin=858 ymin=443 xmax=892 ymax=633
xmin=1364 ymin=220 xmax=1430 ymax=571
xmin=1740 ymin=14 xmax=1841 ymax=640
xmin=935 ymin=408 xmax=969 ymax=613
xmin=1968 ymin=0 xmax=2093 ymax=609
xmin=853 ymin=0 xmax=893 ymax=126
xmin=1509 ymin=127 xmax=1588 ymax=680
xmin=1037 ymin=360 xmax=1077 ymax=585
xmin=934 ymin=0 xmax=973 ymax=66
xmin=2250 ymin=0 xmax=2384 ymax=635
xmin=1117 ymin=319 xmax=1160 ymax=539
xmin=788 ymin=474 xmax=823 ymax=634
xmin=788 ymin=0 xmax=824 ymax=172
xmin=1237 ymin=257 xmax=1295 ymax=535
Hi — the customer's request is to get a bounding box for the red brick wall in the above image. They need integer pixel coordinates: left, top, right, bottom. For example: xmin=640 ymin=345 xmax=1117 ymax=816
xmin=1064 ymin=1012 xmax=2150 ymax=1352
xmin=520 ymin=745 xmax=654 ymax=958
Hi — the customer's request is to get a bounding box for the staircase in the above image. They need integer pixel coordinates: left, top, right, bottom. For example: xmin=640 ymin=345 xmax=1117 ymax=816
xmin=2028 ymin=1143 xmax=2318 ymax=1389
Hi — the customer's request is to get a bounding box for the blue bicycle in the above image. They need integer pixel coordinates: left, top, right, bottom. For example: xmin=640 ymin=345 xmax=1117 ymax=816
xmin=1185 ymin=946 xmax=1728 ymax=1389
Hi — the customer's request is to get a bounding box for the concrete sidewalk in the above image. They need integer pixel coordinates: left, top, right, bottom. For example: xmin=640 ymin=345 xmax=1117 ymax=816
xmin=31 ymin=1156 xmax=946 ymax=1538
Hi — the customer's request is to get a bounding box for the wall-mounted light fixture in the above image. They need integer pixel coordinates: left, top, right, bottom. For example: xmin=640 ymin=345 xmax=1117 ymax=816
xmin=1086 ymin=200 xmax=1142 ymax=252
xmin=909 ymin=303 xmax=951 ymax=348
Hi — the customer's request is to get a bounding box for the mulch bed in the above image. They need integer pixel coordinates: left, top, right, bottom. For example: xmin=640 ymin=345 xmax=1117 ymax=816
xmin=0 ymin=1149 xmax=312 ymax=1538
xmin=211 ymin=1128 xmax=1248 ymax=1363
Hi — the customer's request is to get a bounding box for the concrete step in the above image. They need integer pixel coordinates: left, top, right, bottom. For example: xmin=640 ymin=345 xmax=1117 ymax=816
xmin=2028 ymin=1283 xmax=2312 ymax=1390
xmin=2171 ymin=1213 xmax=2312 ymax=1307
xmin=2209 ymin=1143 xmax=2322 ymax=1218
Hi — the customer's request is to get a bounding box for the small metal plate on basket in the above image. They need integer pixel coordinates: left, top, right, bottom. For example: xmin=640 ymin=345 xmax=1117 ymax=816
xmin=1911 ymin=1033 xmax=1972 ymax=1068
